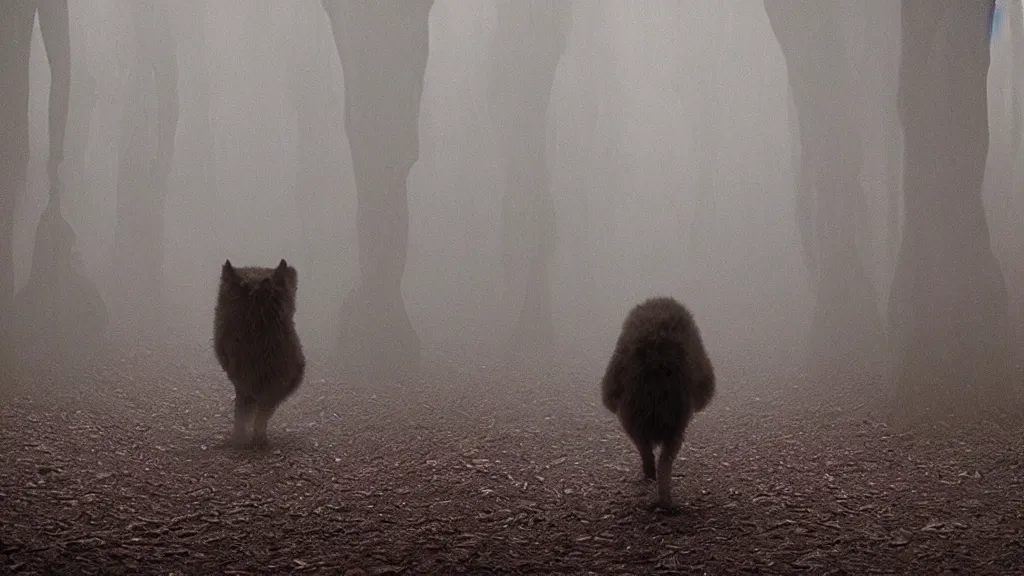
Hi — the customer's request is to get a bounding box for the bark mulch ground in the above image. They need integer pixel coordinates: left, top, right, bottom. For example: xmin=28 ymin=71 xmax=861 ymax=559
xmin=1 ymin=341 xmax=1022 ymax=575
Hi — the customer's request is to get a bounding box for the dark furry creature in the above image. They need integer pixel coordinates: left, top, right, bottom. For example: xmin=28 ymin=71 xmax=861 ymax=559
xmin=601 ymin=296 xmax=715 ymax=509
xmin=214 ymin=259 xmax=305 ymax=448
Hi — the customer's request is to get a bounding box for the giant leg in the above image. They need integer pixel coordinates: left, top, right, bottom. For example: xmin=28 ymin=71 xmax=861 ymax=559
xmin=765 ymin=0 xmax=885 ymax=378
xmin=891 ymin=0 xmax=1010 ymax=404
xmin=323 ymin=1 xmax=433 ymax=376
xmin=487 ymin=0 xmax=571 ymax=362
xmin=0 ymin=1 xmax=36 ymax=324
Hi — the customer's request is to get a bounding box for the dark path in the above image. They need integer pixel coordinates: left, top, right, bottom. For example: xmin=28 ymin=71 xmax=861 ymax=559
xmin=1 ymin=343 xmax=1022 ymax=574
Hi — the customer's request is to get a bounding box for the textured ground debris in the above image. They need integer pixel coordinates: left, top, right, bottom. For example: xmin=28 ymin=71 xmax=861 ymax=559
xmin=1 ymin=341 xmax=1022 ymax=574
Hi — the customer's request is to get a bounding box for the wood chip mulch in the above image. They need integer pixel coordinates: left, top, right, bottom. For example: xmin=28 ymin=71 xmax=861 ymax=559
xmin=1 ymin=342 xmax=1022 ymax=575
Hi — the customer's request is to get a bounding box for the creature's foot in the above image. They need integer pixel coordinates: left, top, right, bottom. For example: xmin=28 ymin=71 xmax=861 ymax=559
xmin=632 ymin=473 xmax=655 ymax=486
xmin=643 ymin=465 xmax=656 ymax=482
xmin=649 ymin=499 xmax=681 ymax=515
xmin=249 ymin=433 xmax=270 ymax=451
xmin=230 ymin=431 xmax=250 ymax=448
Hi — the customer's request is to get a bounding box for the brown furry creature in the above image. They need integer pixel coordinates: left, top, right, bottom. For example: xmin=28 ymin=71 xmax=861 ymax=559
xmin=601 ymin=296 xmax=715 ymax=509
xmin=214 ymin=259 xmax=305 ymax=448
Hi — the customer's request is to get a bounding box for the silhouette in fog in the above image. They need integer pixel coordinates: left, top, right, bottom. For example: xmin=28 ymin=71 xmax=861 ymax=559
xmin=558 ymin=1 xmax=625 ymax=340
xmin=842 ymin=1 xmax=903 ymax=275
xmin=0 ymin=0 xmax=70 ymax=332
xmin=676 ymin=3 xmax=726 ymax=263
xmin=64 ymin=4 xmax=98 ymax=201
xmin=9 ymin=193 xmax=108 ymax=363
xmin=287 ymin=2 xmax=345 ymax=345
xmin=0 ymin=1 xmax=108 ymax=372
xmin=764 ymin=1 xmax=885 ymax=377
xmin=602 ymin=297 xmax=715 ymax=510
xmin=174 ymin=0 xmax=219 ymax=319
xmin=890 ymin=0 xmax=1012 ymax=404
xmin=321 ymin=0 xmax=432 ymax=375
xmin=876 ymin=9 xmax=905 ymax=278
xmin=1009 ymin=0 xmax=1023 ymax=190
xmin=112 ymin=0 xmax=179 ymax=336
xmin=214 ymin=259 xmax=305 ymax=448
xmin=488 ymin=0 xmax=572 ymax=362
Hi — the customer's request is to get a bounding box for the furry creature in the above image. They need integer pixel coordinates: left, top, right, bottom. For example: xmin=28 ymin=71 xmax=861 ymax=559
xmin=601 ymin=296 xmax=715 ymax=509
xmin=214 ymin=259 xmax=305 ymax=448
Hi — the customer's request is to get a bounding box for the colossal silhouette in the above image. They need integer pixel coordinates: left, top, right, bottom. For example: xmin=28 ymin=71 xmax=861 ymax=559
xmin=0 ymin=0 xmax=107 ymax=368
xmin=64 ymin=3 xmax=98 ymax=202
xmin=289 ymin=2 xmax=346 ymax=345
xmin=678 ymin=3 xmax=726 ymax=264
xmin=112 ymin=0 xmax=179 ymax=335
xmin=891 ymin=0 xmax=1011 ymax=404
xmin=0 ymin=0 xmax=70 ymax=324
xmin=558 ymin=1 xmax=621 ymax=339
xmin=764 ymin=1 xmax=885 ymax=376
xmin=321 ymin=0 xmax=433 ymax=374
xmin=488 ymin=0 xmax=572 ymax=362
xmin=10 ymin=193 xmax=108 ymax=364
xmin=1 ymin=1 xmax=76 ymax=364
xmin=847 ymin=1 xmax=903 ymax=275
xmin=175 ymin=0 xmax=218 ymax=318
xmin=1009 ymin=0 xmax=1023 ymax=183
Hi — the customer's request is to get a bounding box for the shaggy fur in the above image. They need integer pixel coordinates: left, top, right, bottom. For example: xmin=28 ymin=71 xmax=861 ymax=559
xmin=214 ymin=259 xmax=305 ymax=448
xmin=601 ymin=296 xmax=715 ymax=508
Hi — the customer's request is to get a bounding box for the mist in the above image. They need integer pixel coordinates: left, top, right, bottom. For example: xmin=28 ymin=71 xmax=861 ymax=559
xmin=1 ymin=1 xmax=1023 ymax=573
xmin=8 ymin=1 xmax=1022 ymax=380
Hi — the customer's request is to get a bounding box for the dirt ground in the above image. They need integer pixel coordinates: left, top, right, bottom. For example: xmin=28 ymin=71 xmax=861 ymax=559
xmin=1 ymin=340 xmax=1022 ymax=575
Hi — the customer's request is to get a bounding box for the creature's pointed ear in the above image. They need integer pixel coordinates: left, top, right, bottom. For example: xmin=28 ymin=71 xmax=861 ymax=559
xmin=273 ymin=259 xmax=288 ymax=283
xmin=222 ymin=259 xmax=237 ymax=281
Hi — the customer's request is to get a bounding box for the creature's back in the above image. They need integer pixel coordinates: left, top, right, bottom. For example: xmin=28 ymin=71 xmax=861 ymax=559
xmin=605 ymin=297 xmax=713 ymax=443
xmin=214 ymin=262 xmax=305 ymax=399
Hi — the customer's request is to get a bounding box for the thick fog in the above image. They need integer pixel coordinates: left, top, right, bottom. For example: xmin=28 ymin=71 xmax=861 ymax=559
xmin=7 ymin=4 xmax=1024 ymax=571
xmin=3 ymin=1 xmax=1023 ymax=401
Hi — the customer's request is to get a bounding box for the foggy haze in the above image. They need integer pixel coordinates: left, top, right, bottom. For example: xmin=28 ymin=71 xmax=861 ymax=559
xmin=0 ymin=0 xmax=1020 ymax=399
xmin=2 ymin=1 xmax=1024 ymax=573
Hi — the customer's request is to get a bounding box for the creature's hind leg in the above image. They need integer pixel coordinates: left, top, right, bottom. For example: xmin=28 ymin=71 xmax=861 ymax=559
xmin=251 ymin=402 xmax=280 ymax=449
xmin=628 ymin=432 xmax=656 ymax=481
xmin=232 ymin=393 xmax=256 ymax=445
xmin=656 ymin=434 xmax=683 ymax=509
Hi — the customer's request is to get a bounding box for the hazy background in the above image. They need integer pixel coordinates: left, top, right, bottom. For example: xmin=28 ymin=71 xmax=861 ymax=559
xmin=9 ymin=0 xmax=1024 ymax=386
